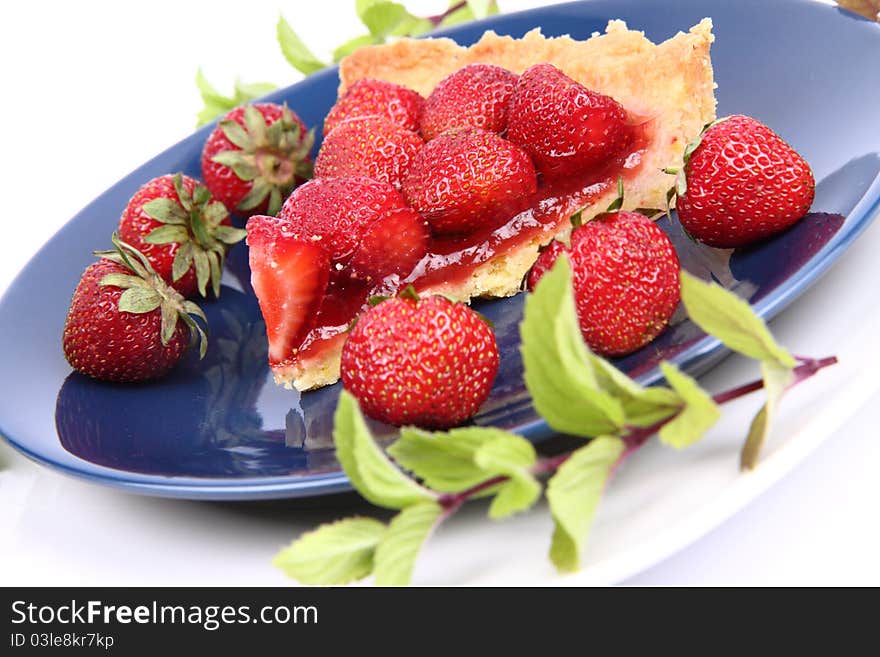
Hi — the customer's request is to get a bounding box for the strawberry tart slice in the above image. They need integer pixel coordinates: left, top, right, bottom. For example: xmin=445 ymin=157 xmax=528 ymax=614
xmin=247 ymin=19 xmax=717 ymax=391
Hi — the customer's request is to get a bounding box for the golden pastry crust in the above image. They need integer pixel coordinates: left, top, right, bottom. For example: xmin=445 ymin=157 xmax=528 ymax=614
xmin=278 ymin=19 xmax=716 ymax=391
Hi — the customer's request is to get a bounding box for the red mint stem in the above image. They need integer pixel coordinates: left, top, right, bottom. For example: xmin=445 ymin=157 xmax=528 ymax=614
xmin=428 ymin=1 xmax=467 ymax=26
xmin=436 ymin=355 xmax=838 ymax=513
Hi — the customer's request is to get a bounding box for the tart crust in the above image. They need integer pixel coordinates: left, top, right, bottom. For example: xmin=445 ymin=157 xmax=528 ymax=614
xmin=276 ymin=19 xmax=716 ymax=391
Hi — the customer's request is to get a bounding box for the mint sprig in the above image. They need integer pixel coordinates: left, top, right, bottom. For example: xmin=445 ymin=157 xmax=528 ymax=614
xmin=273 ymin=259 xmax=836 ymax=585
xmin=195 ymin=1 xmax=501 ymax=126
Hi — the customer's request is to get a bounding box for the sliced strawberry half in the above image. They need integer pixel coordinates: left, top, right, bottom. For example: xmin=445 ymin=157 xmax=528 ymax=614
xmin=246 ymin=215 xmax=329 ymax=364
xmin=349 ymin=208 xmax=429 ymax=282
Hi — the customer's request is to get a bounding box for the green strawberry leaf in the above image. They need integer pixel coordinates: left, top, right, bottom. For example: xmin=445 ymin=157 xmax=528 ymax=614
xmin=546 ymin=436 xmax=625 ymax=573
xmin=657 ymin=362 xmax=721 ymax=449
xmin=277 ymin=15 xmax=328 ymax=75
xmin=741 ymin=361 xmax=794 ymax=470
xmin=679 ymin=271 xmax=796 ymax=368
xmin=273 ymin=517 xmax=386 ymax=585
xmin=144 ymin=225 xmax=188 ymax=246
xmin=334 ymin=391 xmax=436 ymax=509
xmin=373 ymin=502 xmax=443 ymax=586
xmin=117 ymin=287 xmax=162 ymax=314
xmin=142 ymin=198 xmax=187 ymax=225
xmin=521 ymin=255 xmax=626 ymax=437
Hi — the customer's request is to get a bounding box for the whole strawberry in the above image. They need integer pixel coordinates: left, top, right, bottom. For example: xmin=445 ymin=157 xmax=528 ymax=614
xmin=528 ymin=210 xmax=680 ymax=356
xmin=323 ymin=79 xmax=424 ymax=136
xmin=341 ymin=289 xmax=499 ymax=428
xmin=420 ymin=63 xmax=519 ymax=140
xmin=118 ymin=173 xmax=245 ymax=298
xmin=507 ymin=63 xmax=632 ymax=179
xmin=672 ymin=115 xmax=815 ymax=247
xmin=277 ymin=176 xmax=428 ymax=280
xmin=62 ymin=235 xmax=207 ymax=383
xmin=246 ymin=215 xmax=330 ymax=366
xmin=314 ymin=116 xmax=424 ymax=190
xmin=402 ymin=128 xmax=537 ymax=235
xmin=201 ymin=103 xmax=314 ymax=216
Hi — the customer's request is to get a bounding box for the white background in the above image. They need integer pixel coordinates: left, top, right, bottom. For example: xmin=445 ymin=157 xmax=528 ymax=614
xmin=0 ymin=0 xmax=878 ymax=586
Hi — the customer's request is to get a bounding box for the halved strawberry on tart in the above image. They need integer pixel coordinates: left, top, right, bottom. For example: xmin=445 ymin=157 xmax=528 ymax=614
xmin=247 ymin=19 xmax=717 ymax=391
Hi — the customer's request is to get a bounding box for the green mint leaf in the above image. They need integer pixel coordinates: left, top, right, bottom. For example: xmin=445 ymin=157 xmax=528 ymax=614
xmin=466 ymin=0 xmax=500 ymax=19
xmin=441 ymin=0 xmax=499 ymax=27
xmin=355 ymin=0 xmax=383 ymax=19
xmin=334 ymin=391 xmax=436 ymax=509
xmin=233 ymin=79 xmax=277 ymax=104
xmin=546 ymin=436 xmax=625 ymax=573
xmin=589 ymin=356 xmax=683 ymax=427
xmin=195 ymin=68 xmax=232 ymax=109
xmin=273 ymin=517 xmax=385 ymax=585
xmin=195 ymin=70 xmax=276 ymax=128
xmin=360 ymin=1 xmax=409 ymax=39
xmin=391 ymin=14 xmax=433 ymax=37
xmin=657 ymin=362 xmax=721 ymax=449
xmin=521 ymin=255 xmax=626 ymax=437
xmin=388 ymin=426 xmax=506 ymax=493
xmin=373 ymin=502 xmax=443 ymax=586
xmin=439 ymin=4 xmax=475 ymax=27
xmin=333 ymin=35 xmax=377 ymax=62
xmin=474 ymin=436 xmax=541 ymax=519
xmin=473 ymin=434 xmax=537 ymax=471
xmin=277 ymin=15 xmax=328 ymax=75
xmin=741 ymin=361 xmax=794 ymax=470
xmin=488 ymin=476 xmax=542 ymax=520
xmin=680 ymin=271 xmax=796 ymax=368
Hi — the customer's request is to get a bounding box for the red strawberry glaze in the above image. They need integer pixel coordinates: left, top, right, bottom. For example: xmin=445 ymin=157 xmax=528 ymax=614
xmin=272 ymin=123 xmax=651 ymax=375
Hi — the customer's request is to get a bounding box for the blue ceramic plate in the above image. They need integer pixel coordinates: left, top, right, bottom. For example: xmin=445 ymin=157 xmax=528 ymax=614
xmin=1 ymin=0 xmax=879 ymax=500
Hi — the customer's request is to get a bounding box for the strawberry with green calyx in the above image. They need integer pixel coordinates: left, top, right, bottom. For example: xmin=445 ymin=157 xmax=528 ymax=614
xmin=202 ymin=103 xmax=314 ymax=216
xmin=63 ymin=234 xmax=208 ymax=383
xmin=340 ymin=286 xmax=499 ymax=429
xmin=664 ymin=115 xmax=815 ymax=248
xmin=119 ymin=173 xmax=245 ymax=299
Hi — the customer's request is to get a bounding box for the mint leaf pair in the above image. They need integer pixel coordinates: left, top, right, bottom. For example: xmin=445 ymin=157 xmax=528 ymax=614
xmin=679 ymin=271 xmax=797 ymax=469
xmin=389 ymin=426 xmax=540 ymax=518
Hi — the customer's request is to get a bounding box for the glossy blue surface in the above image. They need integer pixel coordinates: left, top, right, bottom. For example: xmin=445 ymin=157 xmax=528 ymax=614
xmin=1 ymin=0 xmax=879 ymax=500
